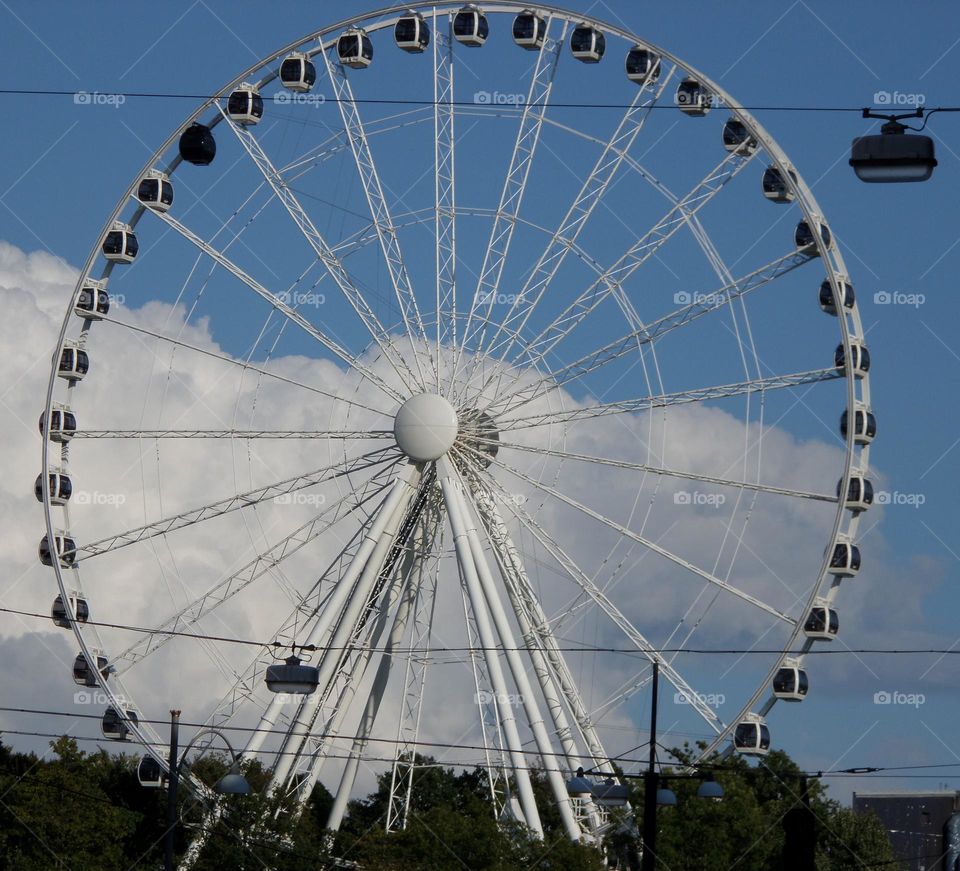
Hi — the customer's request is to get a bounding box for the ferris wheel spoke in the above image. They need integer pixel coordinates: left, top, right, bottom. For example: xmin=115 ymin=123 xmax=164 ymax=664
xmin=101 ymin=315 xmax=389 ymax=416
xmin=489 ymin=439 xmax=835 ymax=503
xmin=498 ymin=367 xmax=841 ymax=431
xmin=466 ymin=65 xmax=676 ymax=392
xmin=451 ymin=17 xmax=567 ymax=395
xmin=461 ymin=459 xmax=726 ymax=738
xmin=72 ymin=446 xmax=398 ymax=561
xmin=467 ymin=446 xmax=794 ymax=624
xmin=463 ymin=471 xmax=615 ymax=773
xmin=433 ymin=15 xmax=456 ymax=386
xmin=208 ymin=503 xmax=391 ymax=752
xmin=148 ymin=206 xmax=405 ymax=402
xmin=111 ymin=474 xmax=395 ymax=675
xmin=96 ymin=312 xmax=393 ymax=417
xmin=490 ymin=247 xmax=814 ymax=415
xmin=319 ymin=49 xmax=432 ymax=389
xmin=72 ymin=429 xmax=393 ymax=439
xmin=212 ymin=109 xmax=418 ymax=394
xmin=266 ymin=464 xmax=423 ymax=792
xmin=492 ymin=145 xmax=761 ymax=381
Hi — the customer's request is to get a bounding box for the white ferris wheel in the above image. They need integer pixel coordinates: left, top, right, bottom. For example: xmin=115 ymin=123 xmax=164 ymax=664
xmin=39 ymin=1 xmax=874 ymax=850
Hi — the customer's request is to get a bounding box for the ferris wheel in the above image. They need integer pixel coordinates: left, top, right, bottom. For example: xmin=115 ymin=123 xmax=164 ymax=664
xmin=40 ymin=1 xmax=874 ymax=849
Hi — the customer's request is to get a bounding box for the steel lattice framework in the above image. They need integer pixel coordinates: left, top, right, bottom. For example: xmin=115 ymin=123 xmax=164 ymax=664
xmin=40 ymin=3 xmax=872 ymax=864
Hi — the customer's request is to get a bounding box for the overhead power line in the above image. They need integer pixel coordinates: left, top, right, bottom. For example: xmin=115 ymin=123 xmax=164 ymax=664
xmin=5 ymin=604 xmax=960 ymax=656
xmin=2 ymin=88 xmax=959 ymax=115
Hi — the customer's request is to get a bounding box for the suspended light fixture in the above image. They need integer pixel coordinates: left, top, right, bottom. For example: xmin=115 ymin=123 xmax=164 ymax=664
xmin=850 ymin=108 xmax=937 ymax=183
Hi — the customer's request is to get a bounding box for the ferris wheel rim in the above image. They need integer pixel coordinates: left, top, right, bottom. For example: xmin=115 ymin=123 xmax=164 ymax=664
xmin=39 ymin=1 xmax=871 ymax=830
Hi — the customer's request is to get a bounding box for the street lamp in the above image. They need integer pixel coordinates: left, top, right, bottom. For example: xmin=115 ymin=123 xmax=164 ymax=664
xmin=850 ymin=109 xmax=937 ymax=183
xmin=162 ymin=710 xmax=252 ymax=871
xmin=582 ymin=662 xmax=724 ymax=870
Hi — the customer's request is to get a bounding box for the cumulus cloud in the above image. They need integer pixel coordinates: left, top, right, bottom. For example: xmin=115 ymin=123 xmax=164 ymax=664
xmin=0 ymin=236 xmax=948 ymax=815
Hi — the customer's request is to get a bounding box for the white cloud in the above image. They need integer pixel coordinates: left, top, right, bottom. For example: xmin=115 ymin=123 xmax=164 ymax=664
xmin=0 ymin=237 xmax=949 ymax=818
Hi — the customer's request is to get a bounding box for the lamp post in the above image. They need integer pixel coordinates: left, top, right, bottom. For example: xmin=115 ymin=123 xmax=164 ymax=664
xmin=581 ymin=661 xmax=724 ymax=869
xmin=162 ymin=710 xmax=252 ymax=871
xmin=641 ymin=662 xmax=661 ymax=871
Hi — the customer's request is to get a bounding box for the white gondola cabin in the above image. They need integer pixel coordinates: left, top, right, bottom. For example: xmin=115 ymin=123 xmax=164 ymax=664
xmin=453 ymin=5 xmax=489 ymax=46
xmin=39 ymin=404 xmax=77 ymax=442
xmin=838 ymin=474 xmax=874 ymax=512
xmin=841 ymin=404 xmax=877 ymax=445
xmin=804 ymin=601 xmax=839 ymax=640
xmin=829 ymin=539 xmax=861 ymax=577
xmin=513 ymin=10 xmax=547 ymax=49
xmin=57 ymin=342 xmax=89 ymax=382
xmin=722 ymin=118 xmax=758 ymax=154
xmin=761 ymin=166 xmax=797 ymax=203
xmin=227 ymin=83 xmax=263 ymax=125
xmin=137 ymin=170 xmax=173 ymax=212
xmin=52 ymin=591 xmax=88 ymax=629
xmin=571 ymin=23 xmax=605 ymax=62
xmin=734 ymin=713 xmax=770 ymax=756
xmin=36 ymin=469 xmax=73 ymax=505
xmin=773 ymin=658 xmax=809 ymax=701
xmin=179 ymin=123 xmax=216 ymax=165
xmin=280 ymin=52 xmax=316 ymax=91
xmin=73 ymin=649 xmax=108 ymax=687
xmin=676 ymin=77 xmax=711 ymax=116
xmin=395 ymin=11 xmax=430 ymax=52
xmin=337 ymin=28 xmax=374 ymax=68
xmin=39 ymin=531 xmax=76 ymax=568
xmin=818 ymin=279 xmax=855 ymax=316
xmin=834 ymin=341 xmax=870 ymax=379
xmin=795 ymin=218 xmax=832 ymax=252
xmin=102 ymin=706 xmax=138 ymax=741
xmin=625 ymin=46 xmax=660 ymax=84
xmin=75 ymin=279 xmax=110 ymax=320
xmin=138 ymin=755 xmax=167 ymax=788
xmin=102 ymin=221 xmax=138 ymax=263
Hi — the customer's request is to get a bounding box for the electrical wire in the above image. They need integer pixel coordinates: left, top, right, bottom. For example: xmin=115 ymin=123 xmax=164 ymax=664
xmin=6 ymin=604 xmax=960 ymax=656
xmin=1 ymin=707 xmax=959 ymax=783
xmin=2 ymin=88 xmax=959 ymax=116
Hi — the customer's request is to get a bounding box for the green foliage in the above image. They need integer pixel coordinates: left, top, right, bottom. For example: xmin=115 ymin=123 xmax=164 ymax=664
xmin=0 ymin=737 xmax=896 ymax=870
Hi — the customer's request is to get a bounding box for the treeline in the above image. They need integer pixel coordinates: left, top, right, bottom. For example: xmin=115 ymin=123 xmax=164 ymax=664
xmin=0 ymin=737 xmax=893 ymax=869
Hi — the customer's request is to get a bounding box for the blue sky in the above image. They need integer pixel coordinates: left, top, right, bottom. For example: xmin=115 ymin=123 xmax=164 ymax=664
xmin=1 ymin=0 xmax=960 ymax=810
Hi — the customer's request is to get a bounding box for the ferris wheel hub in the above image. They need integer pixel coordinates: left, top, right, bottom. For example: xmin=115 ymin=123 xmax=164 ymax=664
xmin=393 ymin=392 xmax=459 ymax=462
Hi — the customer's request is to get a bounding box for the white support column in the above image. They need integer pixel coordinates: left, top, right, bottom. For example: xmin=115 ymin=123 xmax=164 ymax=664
xmin=267 ymin=465 xmax=420 ymax=789
xmin=458 ymin=481 xmax=582 ymax=840
xmin=325 ymin=525 xmax=424 ymax=831
xmin=437 ymin=456 xmax=544 ymax=839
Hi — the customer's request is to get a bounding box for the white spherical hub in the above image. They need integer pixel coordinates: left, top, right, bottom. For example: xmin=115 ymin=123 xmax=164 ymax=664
xmin=394 ymin=393 xmax=459 ymax=462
